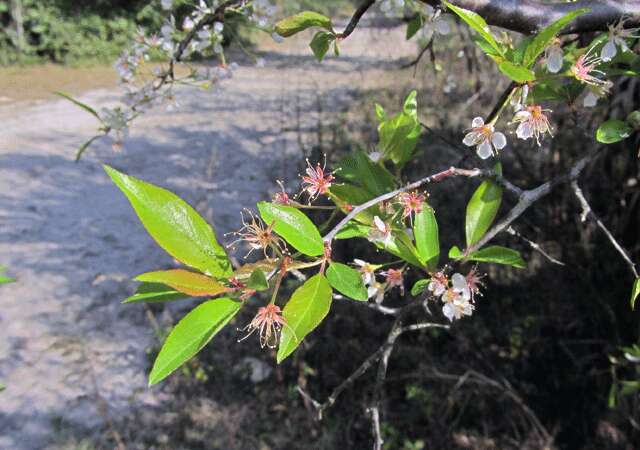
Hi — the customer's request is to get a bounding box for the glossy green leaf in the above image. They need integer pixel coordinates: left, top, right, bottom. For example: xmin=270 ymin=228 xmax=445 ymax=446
xmin=498 ymin=61 xmax=535 ymax=82
xmin=55 ymin=91 xmax=101 ymax=121
xmin=406 ymin=15 xmax=424 ymax=40
xmin=149 ymin=297 xmax=241 ymax=385
xmin=596 ymin=119 xmax=633 ymax=144
xmin=336 ymin=149 xmax=396 ymax=196
xmin=414 ymin=206 xmax=440 ymax=270
xmin=135 ymin=269 xmax=229 ymax=297
xmin=450 ymin=245 xmax=525 ymax=269
xmin=329 ymin=183 xmax=379 ymax=225
xmin=326 ymin=262 xmax=367 ymax=301
xmin=257 ymin=202 xmax=324 ymax=256
xmin=335 ymin=221 xmax=371 ymax=239
xmin=411 ymin=279 xmax=430 ymax=296
xmin=275 ymin=11 xmax=333 ymax=37
xmin=522 ymin=9 xmax=589 ymax=68
xmin=378 ymin=230 xmax=424 ymax=269
xmin=123 ymin=282 xmax=187 ymax=304
xmin=377 ymin=90 xmax=421 ymax=167
xmin=310 ymin=31 xmax=334 ymax=61
xmin=247 ymin=268 xmax=269 ymax=291
xmin=508 ymin=36 xmax=533 ymax=66
xmin=466 ymin=175 xmax=503 ymax=247
xmin=631 ymin=278 xmax=640 ymax=310
xmin=445 ymin=2 xmax=504 ymax=56
xmin=277 ymin=274 xmax=332 ymax=363
xmin=104 ymin=165 xmax=232 ymax=278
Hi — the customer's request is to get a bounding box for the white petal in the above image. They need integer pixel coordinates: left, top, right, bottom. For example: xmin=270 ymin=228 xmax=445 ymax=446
xmin=368 ymin=151 xmax=382 ymax=162
xmin=600 ymin=39 xmax=617 ymax=62
xmin=476 ymin=140 xmax=493 ymax=159
xmin=367 ymin=285 xmax=379 ymax=299
xmin=492 ymin=131 xmax=507 ymax=150
xmin=373 ymin=216 xmax=385 ymax=232
xmin=442 ymin=303 xmax=455 ymax=322
xmin=451 ymin=273 xmax=466 ymax=291
xmin=583 ymin=91 xmax=598 ymax=108
xmin=472 ymin=116 xmax=484 ymax=127
xmin=353 ymin=259 xmax=366 ymax=267
xmin=513 ymin=110 xmax=531 ymax=122
xmin=546 ymin=48 xmax=563 ymax=73
xmin=516 ymin=122 xmax=533 ymax=140
xmin=463 ymin=131 xmax=480 ymax=146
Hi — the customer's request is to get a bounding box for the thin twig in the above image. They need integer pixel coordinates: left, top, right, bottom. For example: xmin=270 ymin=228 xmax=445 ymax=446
xmin=401 ymin=36 xmax=434 ymax=69
xmin=571 ymin=180 xmax=639 ymax=278
xmin=506 ymin=226 xmax=565 ymax=266
xmin=336 ymin=0 xmax=377 ymax=39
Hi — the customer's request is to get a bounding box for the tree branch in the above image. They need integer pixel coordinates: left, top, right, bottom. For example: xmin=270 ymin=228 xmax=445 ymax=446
xmin=571 ymin=180 xmax=639 ymax=278
xmin=337 ymin=0 xmax=377 ymax=39
xmin=421 ymin=0 xmax=640 ymax=35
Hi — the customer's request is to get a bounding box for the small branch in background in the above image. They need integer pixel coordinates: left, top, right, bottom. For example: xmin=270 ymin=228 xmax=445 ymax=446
xmin=401 ymin=36 xmax=435 ymax=69
xmin=506 ymin=226 xmax=565 ymax=266
xmin=571 ymin=181 xmax=639 ymax=278
xmin=337 ymin=0 xmax=377 ymax=39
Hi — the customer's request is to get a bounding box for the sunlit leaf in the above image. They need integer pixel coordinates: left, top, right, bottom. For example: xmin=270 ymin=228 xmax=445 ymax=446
xmin=414 ymin=206 xmax=440 ymax=270
xmin=498 ymin=61 xmax=535 ymax=82
xmin=465 ymin=170 xmax=503 ymax=246
xmin=631 ymin=278 xmax=640 ymax=310
xmin=377 ymin=90 xmax=421 ymax=167
xmin=257 ymin=202 xmax=324 ymax=256
xmin=277 ymin=274 xmax=332 ymax=363
xmin=310 ymin=31 xmax=334 ymax=61
xmin=444 ymin=2 xmax=504 ymax=57
xmin=149 ymin=297 xmax=241 ymax=385
xmin=411 ymin=279 xmax=430 ymax=296
xmin=135 ymin=269 xmax=229 ymax=297
xmin=104 ymin=166 xmax=232 ymax=278
xmin=336 ymin=149 xmax=396 ymax=196
xmin=596 ymin=119 xmax=633 ymax=144
xmin=326 ymin=262 xmax=367 ymax=301
xmin=450 ymin=245 xmax=525 ymax=269
xmin=123 ymin=282 xmax=187 ymax=304
xmin=329 ymin=183 xmax=379 ymax=225
xmin=275 ymin=11 xmax=333 ymax=37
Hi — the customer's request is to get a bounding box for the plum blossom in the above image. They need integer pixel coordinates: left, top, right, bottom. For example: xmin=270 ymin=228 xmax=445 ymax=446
xmin=512 ymin=105 xmax=553 ymax=145
xmin=601 ymin=19 xmax=640 ymax=62
xmin=239 ymin=303 xmax=287 ymax=348
xmin=465 ymin=267 xmax=484 ymax=302
xmin=227 ymin=210 xmax=284 ymax=258
xmin=354 ymin=259 xmax=377 ymax=286
xmin=441 ymin=288 xmax=475 ymax=322
xmin=272 ymin=180 xmax=291 ymax=205
xmin=370 ymin=216 xmax=393 ymax=248
xmin=419 ymin=5 xmax=451 ymax=40
xmin=367 ymin=281 xmax=386 ymax=304
xmin=462 ymin=117 xmax=507 ymax=159
xmin=398 ymin=191 xmax=425 ymax=219
xmin=583 ymin=80 xmax=613 ymax=108
xmin=571 ymin=47 xmax=607 ymax=86
xmin=428 ymin=271 xmax=448 ymax=297
xmin=300 ymin=159 xmax=334 ymax=202
xmin=545 ymin=40 xmax=564 ymax=73
xmin=161 ymin=0 xmax=172 ymax=11
xmin=382 ymin=268 xmax=404 ymax=295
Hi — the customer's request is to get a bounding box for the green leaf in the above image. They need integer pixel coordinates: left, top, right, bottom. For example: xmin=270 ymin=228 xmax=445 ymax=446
xmin=508 ymin=36 xmax=534 ymax=66
xmin=522 ymin=8 xmax=589 ymax=68
xmin=466 ymin=175 xmax=503 ymax=247
xmin=55 ymin=91 xmax=102 ymax=121
xmin=596 ymin=119 xmax=633 ymax=144
xmin=414 ymin=206 xmax=440 ymax=270
xmin=411 ymin=279 xmax=430 ymax=296
xmin=0 ymin=266 xmax=15 ymax=284
xmin=631 ymin=278 xmax=640 ymax=310
xmin=379 ymin=230 xmax=424 ymax=269
xmin=310 ymin=31 xmax=334 ymax=61
xmin=149 ymin=297 xmax=241 ymax=385
xmin=104 ymin=166 xmax=232 ymax=278
xmin=326 ymin=262 xmax=367 ymax=301
xmin=277 ymin=274 xmax=332 ymax=363
xmin=135 ymin=269 xmax=229 ymax=297
xmin=335 ymin=221 xmax=371 ymax=239
xmin=247 ymin=268 xmax=269 ymax=291
xmin=377 ymin=91 xmax=421 ymax=167
xmin=444 ymin=1 xmax=504 ymax=57
xmin=275 ymin=11 xmax=333 ymax=37
xmin=406 ymin=15 xmax=424 ymax=40
xmin=257 ymin=202 xmax=324 ymax=256
xmin=451 ymin=245 xmax=526 ymax=269
xmin=335 ymin=149 xmax=396 ymax=196
xmin=123 ymin=282 xmax=188 ymax=304
xmin=498 ymin=61 xmax=535 ymax=82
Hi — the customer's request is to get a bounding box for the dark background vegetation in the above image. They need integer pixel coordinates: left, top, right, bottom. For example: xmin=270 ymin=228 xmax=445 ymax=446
xmin=2 ymin=1 xmax=639 ymax=449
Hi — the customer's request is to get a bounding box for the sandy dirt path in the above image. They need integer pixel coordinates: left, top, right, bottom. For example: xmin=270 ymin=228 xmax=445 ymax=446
xmin=0 ymin=24 xmax=416 ymax=448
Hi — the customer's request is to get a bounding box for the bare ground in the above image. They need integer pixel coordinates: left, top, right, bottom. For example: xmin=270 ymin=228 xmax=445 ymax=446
xmin=0 ymin=24 xmax=420 ymax=449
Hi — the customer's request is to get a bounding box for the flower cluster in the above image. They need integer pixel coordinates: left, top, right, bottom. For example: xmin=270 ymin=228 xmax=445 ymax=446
xmin=354 ymin=260 xmax=404 ymax=303
xmin=428 ymin=268 xmax=483 ymax=322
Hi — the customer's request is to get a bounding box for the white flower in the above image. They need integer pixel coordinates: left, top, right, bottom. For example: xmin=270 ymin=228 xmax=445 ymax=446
xmin=183 ymin=17 xmax=195 ymax=31
xmin=441 ymin=288 xmax=474 ymax=322
xmin=213 ymin=21 xmax=224 ymax=34
xmin=370 ymin=216 xmax=393 ymax=248
xmin=462 ymin=117 xmax=507 ymax=159
xmin=582 ymin=80 xmax=613 ymax=108
xmin=427 ymin=272 xmax=448 ymax=297
xmin=600 ymin=19 xmax=639 ymax=62
xmin=368 ymin=281 xmax=386 ymax=304
xmin=354 ymin=259 xmax=376 ymax=286
xmin=451 ymin=273 xmax=471 ymax=300
xmin=160 ymin=0 xmax=172 ymax=11
xmin=545 ymin=43 xmax=564 ymax=73
xmin=511 ymin=105 xmax=553 ymax=145
xmin=368 ymin=151 xmax=382 ymax=162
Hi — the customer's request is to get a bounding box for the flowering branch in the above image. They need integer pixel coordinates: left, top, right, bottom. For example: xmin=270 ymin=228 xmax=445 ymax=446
xmin=323 ymin=166 xmax=482 ymax=243
xmin=421 ymin=0 xmax=640 ymax=34
xmin=571 ymin=180 xmax=639 ymax=278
